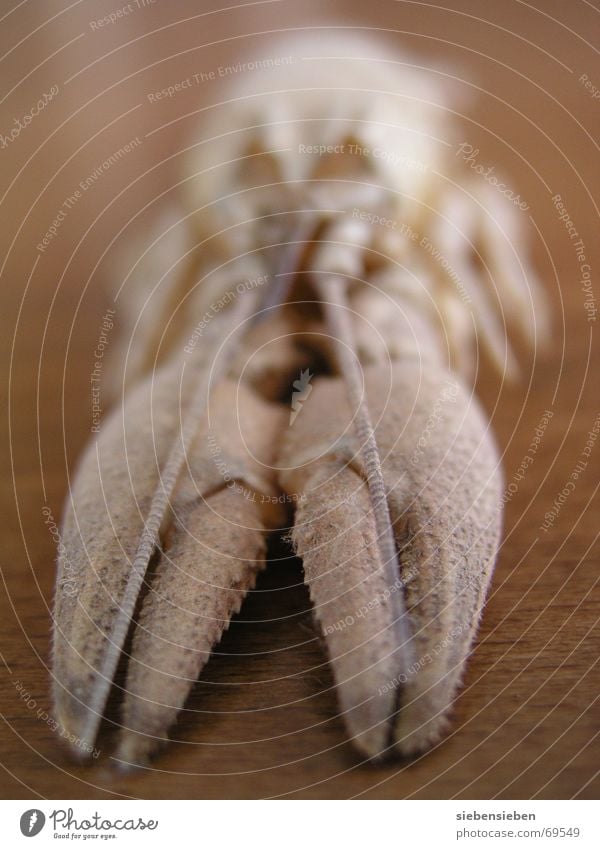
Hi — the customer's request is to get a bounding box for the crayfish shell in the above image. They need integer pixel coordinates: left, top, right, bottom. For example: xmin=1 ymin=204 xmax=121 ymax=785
xmin=278 ymin=360 xmax=503 ymax=758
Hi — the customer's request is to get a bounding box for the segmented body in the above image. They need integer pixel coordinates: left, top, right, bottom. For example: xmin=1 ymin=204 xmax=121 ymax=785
xmin=113 ymin=34 xmax=545 ymax=394
xmin=53 ymin=35 xmax=547 ymax=763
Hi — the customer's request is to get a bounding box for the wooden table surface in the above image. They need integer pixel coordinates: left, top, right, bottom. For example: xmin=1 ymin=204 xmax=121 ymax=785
xmin=1 ymin=0 xmax=598 ymax=799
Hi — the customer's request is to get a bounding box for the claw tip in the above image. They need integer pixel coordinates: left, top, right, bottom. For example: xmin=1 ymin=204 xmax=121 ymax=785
xmin=52 ymin=689 xmax=102 ymax=762
xmin=114 ymin=731 xmax=161 ymax=769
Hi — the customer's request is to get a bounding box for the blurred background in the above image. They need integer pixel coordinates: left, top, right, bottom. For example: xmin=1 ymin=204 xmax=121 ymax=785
xmin=0 ymin=0 xmax=598 ymax=799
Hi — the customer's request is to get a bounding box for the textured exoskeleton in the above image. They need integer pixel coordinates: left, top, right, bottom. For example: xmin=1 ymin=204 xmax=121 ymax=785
xmin=279 ymin=362 xmax=502 ymax=757
xmin=52 ymin=33 xmax=546 ymax=765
